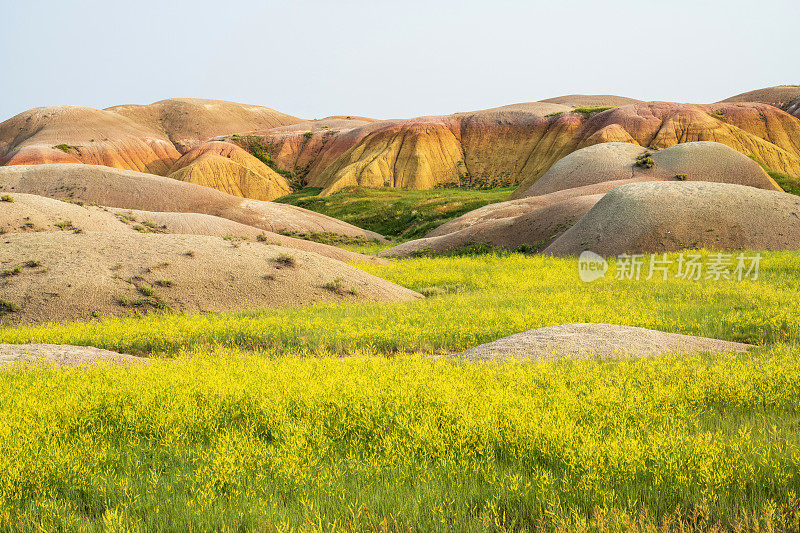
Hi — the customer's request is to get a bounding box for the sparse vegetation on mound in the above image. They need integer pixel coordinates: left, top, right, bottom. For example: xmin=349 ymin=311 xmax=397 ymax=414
xmin=274 ymin=186 xmax=513 ymax=239
xmin=635 ymin=152 xmax=655 ymax=169
xmin=570 ymin=105 xmax=616 ymax=117
xmin=52 ymin=143 xmax=80 ymax=153
xmin=0 ymin=300 xmax=18 ymax=316
xmin=4 ymin=250 xmax=799 ymax=354
xmin=228 ymin=134 xmax=302 ymax=191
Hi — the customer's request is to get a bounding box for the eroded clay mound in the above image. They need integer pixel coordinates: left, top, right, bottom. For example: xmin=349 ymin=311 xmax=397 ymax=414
xmin=509 ymin=101 xmax=800 ymax=198
xmin=719 ymin=86 xmax=800 ymax=109
xmin=0 ymin=164 xmax=382 ymax=239
xmin=401 ymin=142 xmax=782 ymax=256
xmin=0 ymin=344 xmax=145 ymax=367
xmin=0 ymin=106 xmax=180 ymax=175
xmin=544 ymin=182 xmax=800 ymax=257
xmin=167 ymin=141 xmax=291 ymax=200
xmin=229 ymin=116 xmax=380 ymax=182
xmin=785 ymin=97 xmax=800 ymax=119
xmin=107 ymin=98 xmax=302 ymax=152
xmin=455 ymin=323 xmax=751 ymax=361
xmin=0 ymin=232 xmax=421 ymax=326
xmin=520 ymin=141 xmax=781 ymax=197
xmin=0 ymin=193 xmax=381 ymax=264
xmin=380 ymin=195 xmax=600 ymax=258
xmin=538 ymin=95 xmax=642 ymax=106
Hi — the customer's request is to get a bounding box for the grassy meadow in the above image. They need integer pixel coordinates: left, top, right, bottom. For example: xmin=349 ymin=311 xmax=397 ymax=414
xmin=2 ymin=251 xmax=800 ymax=530
xmin=274 ymin=187 xmax=514 ymax=240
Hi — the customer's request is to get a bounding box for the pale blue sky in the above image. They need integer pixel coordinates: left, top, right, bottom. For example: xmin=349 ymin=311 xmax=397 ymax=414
xmin=3 ymin=0 xmax=798 ymax=121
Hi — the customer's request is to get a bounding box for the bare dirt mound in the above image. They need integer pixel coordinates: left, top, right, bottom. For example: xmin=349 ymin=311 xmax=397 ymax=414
xmin=0 ymin=232 xmax=421 ymax=327
xmin=385 ymin=142 xmax=784 ymax=258
xmin=0 ymin=164 xmax=383 ymax=239
xmin=538 ymin=95 xmax=642 ymax=106
xmin=719 ymin=86 xmax=800 ymax=108
xmin=455 ymin=323 xmax=751 ymax=361
xmin=0 ymin=106 xmax=180 ymax=174
xmin=107 ymin=98 xmax=302 ymax=152
xmin=380 ymin=195 xmax=600 ymax=258
xmin=544 ymin=182 xmax=800 ymax=257
xmin=786 ymin=97 xmax=800 ymax=119
xmin=521 ymin=141 xmax=781 ymax=197
xmin=167 ymin=141 xmax=291 ymax=200
xmin=0 ymin=344 xmax=145 ymax=367
xmin=0 ymin=193 xmax=382 ymax=264
xmin=426 ymin=179 xmax=652 ymax=239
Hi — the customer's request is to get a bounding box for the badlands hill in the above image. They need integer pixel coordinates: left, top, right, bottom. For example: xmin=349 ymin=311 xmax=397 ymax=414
xmin=544 ymin=182 xmax=800 ymax=256
xmin=0 ymin=99 xmax=301 ymax=201
xmin=0 ymin=164 xmax=382 ymax=239
xmin=719 ymin=86 xmax=800 ymax=109
xmin=241 ymin=99 xmax=800 ymax=197
xmin=380 ymin=142 xmax=783 ymax=257
xmin=107 ymin=98 xmax=302 ymax=152
xmin=0 ymin=193 xmax=379 ymax=264
xmin=166 ymin=141 xmax=291 ymax=200
xmin=0 ymin=232 xmax=421 ymax=327
xmin=4 ymin=92 xmax=800 ymax=203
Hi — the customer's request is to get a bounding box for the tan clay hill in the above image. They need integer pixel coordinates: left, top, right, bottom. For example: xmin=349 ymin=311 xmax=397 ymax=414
xmin=0 ymin=164 xmax=382 ymax=239
xmin=0 ymin=232 xmax=421 ymax=327
xmin=538 ymin=94 xmax=642 ymax=106
xmin=543 ymin=182 xmax=800 ymax=257
xmin=719 ymin=86 xmax=800 ymax=109
xmin=106 ymin=98 xmax=302 ymax=152
xmin=167 ymin=141 xmax=291 ymax=201
xmin=0 ymin=105 xmax=181 ymax=175
xmin=0 ymin=99 xmax=302 ymax=200
xmin=0 ymin=193 xmax=381 ymax=264
xmin=456 ymin=324 xmax=750 ymax=362
xmin=380 ymin=142 xmax=782 ymax=257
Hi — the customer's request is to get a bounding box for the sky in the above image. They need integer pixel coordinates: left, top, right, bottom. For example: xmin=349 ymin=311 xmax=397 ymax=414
xmin=3 ymin=0 xmax=799 ymax=121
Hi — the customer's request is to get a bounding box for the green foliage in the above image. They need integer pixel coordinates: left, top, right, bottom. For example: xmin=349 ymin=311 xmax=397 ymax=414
xmin=302 ymin=131 xmax=313 ymax=140
xmin=635 ymin=153 xmax=655 ymax=169
xmin=274 ymin=186 xmax=513 ymax=239
xmin=545 ymin=110 xmax=565 ymax=117
xmin=52 ymin=144 xmax=79 ymax=153
xmin=0 ymin=194 xmax=13 ymax=202
xmin=228 ymin=134 xmax=302 ymax=190
xmin=571 ymin=105 xmax=616 ymax=118
xmin=0 ymin=299 xmax=18 ymax=315
xmin=278 ymin=228 xmax=378 ymax=247
xmin=274 ymin=253 xmax=296 ymax=267
xmin=675 ymin=173 xmax=688 ymax=181
xmin=1 ymin=267 xmax=21 ymax=278
xmin=769 ymin=170 xmax=800 ymax=196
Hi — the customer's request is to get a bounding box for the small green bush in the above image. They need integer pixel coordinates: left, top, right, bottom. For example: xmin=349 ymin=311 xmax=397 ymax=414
xmin=0 ymin=299 xmax=17 ymax=315
xmin=0 ymin=195 xmax=13 ymax=202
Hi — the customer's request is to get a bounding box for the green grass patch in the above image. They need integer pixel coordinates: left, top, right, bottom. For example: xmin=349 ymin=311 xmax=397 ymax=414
xmin=274 ymin=186 xmax=514 ymax=239
xmin=769 ymin=169 xmax=800 ymax=195
xmin=571 ymin=105 xmax=616 ymax=118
